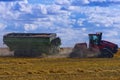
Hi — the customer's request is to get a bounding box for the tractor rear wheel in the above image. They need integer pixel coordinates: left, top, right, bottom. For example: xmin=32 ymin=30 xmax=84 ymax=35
xmin=100 ymin=49 xmax=113 ymax=58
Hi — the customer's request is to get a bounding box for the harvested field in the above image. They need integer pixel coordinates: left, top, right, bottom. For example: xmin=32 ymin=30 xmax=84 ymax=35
xmin=0 ymin=57 xmax=120 ymax=80
xmin=0 ymin=48 xmax=120 ymax=80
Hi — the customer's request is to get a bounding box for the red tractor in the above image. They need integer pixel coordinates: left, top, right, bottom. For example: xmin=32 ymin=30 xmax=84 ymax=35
xmin=69 ymin=32 xmax=118 ymax=58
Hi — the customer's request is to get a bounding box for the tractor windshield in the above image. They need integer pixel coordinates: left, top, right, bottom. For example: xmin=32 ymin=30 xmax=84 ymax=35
xmin=92 ymin=35 xmax=99 ymax=45
xmin=89 ymin=34 xmax=101 ymax=45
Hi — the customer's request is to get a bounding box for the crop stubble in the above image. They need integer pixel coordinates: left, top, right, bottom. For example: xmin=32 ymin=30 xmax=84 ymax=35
xmin=0 ymin=48 xmax=120 ymax=80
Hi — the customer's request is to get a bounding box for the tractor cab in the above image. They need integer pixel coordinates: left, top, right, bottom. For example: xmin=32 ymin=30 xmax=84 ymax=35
xmin=89 ymin=32 xmax=102 ymax=48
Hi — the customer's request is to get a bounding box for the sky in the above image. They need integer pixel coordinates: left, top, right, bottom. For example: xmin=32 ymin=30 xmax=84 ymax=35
xmin=0 ymin=0 xmax=120 ymax=47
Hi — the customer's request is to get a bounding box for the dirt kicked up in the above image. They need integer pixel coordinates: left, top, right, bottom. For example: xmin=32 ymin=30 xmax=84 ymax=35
xmin=0 ymin=57 xmax=120 ymax=80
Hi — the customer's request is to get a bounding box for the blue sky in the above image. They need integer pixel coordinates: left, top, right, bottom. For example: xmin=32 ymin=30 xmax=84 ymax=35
xmin=0 ymin=0 xmax=120 ymax=47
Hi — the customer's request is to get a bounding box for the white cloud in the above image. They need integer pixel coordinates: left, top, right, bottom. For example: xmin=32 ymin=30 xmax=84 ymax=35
xmin=104 ymin=30 xmax=118 ymax=37
xmin=56 ymin=27 xmax=88 ymax=47
xmin=89 ymin=0 xmax=106 ymax=2
xmin=88 ymin=0 xmax=120 ymax=3
xmin=32 ymin=5 xmax=47 ymax=15
xmin=102 ymin=29 xmax=119 ymax=44
xmin=0 ymin=0 xmax=24 ymax=2
xmin=77 ymin=18 xmax=85 ymax=26
xmin=81 ymin=28 xmax=87 ymax=31
xmin=0 ymin=2 xmax=28 ymax=20
xmin=89 ymin=0 xmax=120 ymax=2
xmin=87 ymin=6 xmax=120 ymax=27
xmin=0 ymin=23 xmax=6 ymax=31
xmin=71 ymin=0 xmax=120 ymax=6
xmin=47 ymin=4 xmax=62 ymax=14
xmin=69 ymin=5 xmax=120 ymax=28
xmin=71 ymin=0 xmax=90 ymax=5
xmin=24 ymin=24 xmax=38 ymax=31
xmin=18 ymin=2 xmax=32 ymax=13
xmin=55 ymin=0 xmax=70 ymax=5
xmin=82 ymin=0 xmax=90 ymax=4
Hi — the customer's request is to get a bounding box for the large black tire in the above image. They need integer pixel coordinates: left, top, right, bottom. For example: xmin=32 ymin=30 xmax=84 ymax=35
xmin=100 ymin=49 xmax=113 ymax=58
xmin=14 ymin=49 xmax=41 ymax=57
xmin=14 ymin=50 xmax=25 ymax=57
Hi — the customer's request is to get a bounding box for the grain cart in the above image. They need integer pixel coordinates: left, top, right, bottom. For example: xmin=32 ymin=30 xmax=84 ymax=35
xmin=69 ymin=32 xmax=118 ymax=58
xmin=3 ymin=33 xmax=61 ymax=57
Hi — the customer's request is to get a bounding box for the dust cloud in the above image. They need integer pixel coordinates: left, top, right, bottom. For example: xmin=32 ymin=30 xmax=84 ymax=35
xmin=0 ymin=48 xmax=14 ymax=56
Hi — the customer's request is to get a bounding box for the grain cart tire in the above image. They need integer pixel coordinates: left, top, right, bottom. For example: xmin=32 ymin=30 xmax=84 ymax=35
xmin=14 ymin=50 xmax=24 ymax=57
xmin=100 ymin=49 xmax=113 ymax=58
xmin=14 ymin=49 xmax=39 ymax=57
xmin=31 ymin=49 xmax=42 ymax=57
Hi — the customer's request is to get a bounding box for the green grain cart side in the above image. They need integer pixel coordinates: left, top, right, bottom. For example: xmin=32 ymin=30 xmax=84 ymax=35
xmin=3 ymin=33 xmax=61 ymax=57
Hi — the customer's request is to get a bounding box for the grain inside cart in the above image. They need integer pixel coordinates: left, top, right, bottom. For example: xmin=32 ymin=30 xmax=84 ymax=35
xmin=3 ymin=33 xmax=61 ymax=57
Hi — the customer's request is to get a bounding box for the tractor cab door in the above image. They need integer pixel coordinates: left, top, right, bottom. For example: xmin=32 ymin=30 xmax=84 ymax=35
xmin=89 ymin=32 xmax=102 ymax=48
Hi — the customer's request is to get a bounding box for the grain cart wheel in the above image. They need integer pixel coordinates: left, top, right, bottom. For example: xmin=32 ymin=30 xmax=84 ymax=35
xmin=31 ymin=49 xmax=42 ymax=57
xmin=14 ymin=50 xmax=24 ymax=57
xmin=14 ymin=49 xmax=34 ymax=57
xmin=100 ymin=49 xmax=113 ymax=58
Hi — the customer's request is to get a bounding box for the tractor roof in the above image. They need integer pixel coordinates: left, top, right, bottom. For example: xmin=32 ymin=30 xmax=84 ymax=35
xmin=89 ymin=32 xmax=102 ymax=36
